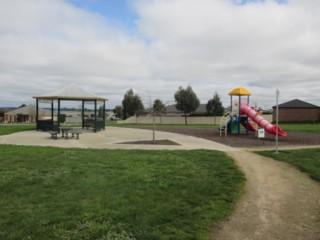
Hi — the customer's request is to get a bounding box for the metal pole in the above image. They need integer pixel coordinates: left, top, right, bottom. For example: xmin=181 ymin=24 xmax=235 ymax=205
xmin=103 ymin=100 xmax=106 ymax=130
xmin=94 ymin=100 xmax=97 ymax=132
xmin=153 ymin=109 xmax=155 ymax=143
xmin=36 ymin=99 xmax=39 ymax=130
xmin=275 ymin=89 xmax=279 ymax=154
xmin=58 ymin=99 xmax=61 ymax=128
xmin=82 ymin=100 xmax=85 ymax=129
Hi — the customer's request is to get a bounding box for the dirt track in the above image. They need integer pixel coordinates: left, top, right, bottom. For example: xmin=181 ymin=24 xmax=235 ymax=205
xmin=149 ymin=128 xmax=320 ymax=239
xmin=212 ymin=150 xmax=320 ymax=240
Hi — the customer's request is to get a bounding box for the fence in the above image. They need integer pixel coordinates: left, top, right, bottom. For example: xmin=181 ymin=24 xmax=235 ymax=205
xmin=117 ymin=115 xmax=273 ymax=125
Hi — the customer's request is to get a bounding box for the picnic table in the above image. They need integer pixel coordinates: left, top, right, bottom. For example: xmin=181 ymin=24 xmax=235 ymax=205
xmin=60 ymin=127 xmax=72 ymax=139
xmin=48 ymin=127 xmax=82 ymax=140
xmin=49 ymin=131 xmax=58 ymax=140
xmin=69 ymin=129 xmax=82 ymax=140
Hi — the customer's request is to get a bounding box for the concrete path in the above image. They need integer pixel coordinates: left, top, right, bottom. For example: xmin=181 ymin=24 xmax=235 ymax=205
xmin=0 ymin=127 xmax=235 ymax=151
xmin=1 ymin=127 xmax=320 ymax=239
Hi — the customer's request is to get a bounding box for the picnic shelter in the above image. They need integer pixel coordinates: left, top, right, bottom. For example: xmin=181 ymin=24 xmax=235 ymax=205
xmin=33 ymin=84 xmax=107 ymax=132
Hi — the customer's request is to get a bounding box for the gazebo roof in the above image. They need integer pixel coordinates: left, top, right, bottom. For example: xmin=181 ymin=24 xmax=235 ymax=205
xmin=228 ymin=87 xmax=252 ymax=96
xmin=33 ymin=84 xmax=107 ymax=101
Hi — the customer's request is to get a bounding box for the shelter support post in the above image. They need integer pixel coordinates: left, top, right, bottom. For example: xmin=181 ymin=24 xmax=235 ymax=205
xmin=36 ymin=99 xmax=39 ymax=130
xmin=58 ymin=99 xmax=61 ymax=128
xmin=51 ymin=100 xmax=54 ymax=122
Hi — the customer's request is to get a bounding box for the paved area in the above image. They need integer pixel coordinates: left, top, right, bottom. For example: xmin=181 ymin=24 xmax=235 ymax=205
xmin=0 ymin=127 xmax=235 ymax=151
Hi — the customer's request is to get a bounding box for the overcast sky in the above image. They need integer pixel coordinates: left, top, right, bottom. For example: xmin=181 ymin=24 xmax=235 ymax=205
xmin=0 ymin=0 xmax=319 ymax=109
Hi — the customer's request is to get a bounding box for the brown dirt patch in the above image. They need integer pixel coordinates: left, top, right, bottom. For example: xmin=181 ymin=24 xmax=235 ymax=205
xmin=211 ymin=150 xmax=320 ymax=239
xmin=152 ymin=128 xmax=320 ymax=148
xmin=118 ymin=139 xmax=180 ymax=145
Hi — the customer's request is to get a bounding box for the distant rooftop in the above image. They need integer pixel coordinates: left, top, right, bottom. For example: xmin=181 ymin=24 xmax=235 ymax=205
xmin=166 ymin=104 xmax=207 ymax=113
xmin=275 ymin=99 xmax=319 ymax=108
xmin=5 ymin=104 xmax=51 ymax=116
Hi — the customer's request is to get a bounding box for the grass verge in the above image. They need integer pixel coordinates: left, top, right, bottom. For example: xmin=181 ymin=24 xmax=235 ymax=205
xmin=110 ymin=122 xmax=320 ymax=132
xmin=256 ymin=148 xmax=320 ymax=182
xmin=280 ymin=123 xmax=320 ymax=133
xmin=107 ymin=121 xmax=219 ymax=129
xmin=0 ymin=124 xmax=35 ymax=135
xmin=0 ymin=145 xmax=244 ymax=240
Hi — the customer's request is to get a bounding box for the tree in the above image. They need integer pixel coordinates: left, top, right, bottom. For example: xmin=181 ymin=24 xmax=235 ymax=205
xmin=153 ymin=99 xmax=166 ymax=115
xmin=58 ymin=114 xmax=66 ymax=123
xmin=122 ymin=89 xmax=144 ymax=119
xmin=174 ymin=85 xmax=200 ymax=125
xmin=113 ymin=105 xmax=123 ymax=119
xmin=98 ymin=106 xmax=105 ymax=118
xmin=206 ymin=91 xmax=224 ymax=124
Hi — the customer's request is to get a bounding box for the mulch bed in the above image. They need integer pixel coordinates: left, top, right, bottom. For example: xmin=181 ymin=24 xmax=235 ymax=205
xmin=131 ymin=127 xmax=320 ymax=148
xmin=118 ymin=139 xmax=180 ymax=145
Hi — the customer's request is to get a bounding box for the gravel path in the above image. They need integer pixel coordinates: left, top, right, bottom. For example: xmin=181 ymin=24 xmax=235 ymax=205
xmin=211 ymin=150 xmax=320 ymax=240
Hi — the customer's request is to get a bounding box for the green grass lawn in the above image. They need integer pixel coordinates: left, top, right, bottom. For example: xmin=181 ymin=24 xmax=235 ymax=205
xmin=2 ymin=121 xmax=319 ymax=134
xmin=109 ymin=121 xmax=320 ymax=132
xmin=0 ymin=124 xmax=35 ymax=135
xmin=280 ymin=123 xmax=320 ymax=133
xmin=107 ymin=121 xmax=219 ymax=129
xmin=256 ymin=148 xmax=320 ymax=182
xmin=0 ymin=145 xmax=245 ymax=240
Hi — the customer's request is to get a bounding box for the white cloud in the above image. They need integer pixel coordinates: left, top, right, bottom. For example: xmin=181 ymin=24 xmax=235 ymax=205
xmin=134 ymin=0 xmax=320 ymax=106
xmin=0 ymin=0 xmax=319 ymax=109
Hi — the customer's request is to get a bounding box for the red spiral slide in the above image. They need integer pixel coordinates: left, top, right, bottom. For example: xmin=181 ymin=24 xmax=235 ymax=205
xmin=240 ymin=103 xmax=287 ymax=137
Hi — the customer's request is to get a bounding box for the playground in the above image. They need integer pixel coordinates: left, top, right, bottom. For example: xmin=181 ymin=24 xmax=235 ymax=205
xmin=0 ymin=87 xmax=319 ymax=239
xmin=219 ymin=87 xmax=286 ymax=137
xmin=0 ymin=126 xmax=320 ymax=239
xmin=129 ymin=86 xmax=319 ymax=149
xmin=154 ymin=127 xmax=320 ymax=148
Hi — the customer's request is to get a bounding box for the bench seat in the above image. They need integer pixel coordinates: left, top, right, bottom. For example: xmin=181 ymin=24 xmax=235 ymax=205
xmin=48 ymin=131 xmax=58 ymax=140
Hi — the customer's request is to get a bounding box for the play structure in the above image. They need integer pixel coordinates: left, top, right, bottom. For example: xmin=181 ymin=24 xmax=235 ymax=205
xmin=220 ymin=87 xmax=286 ymax=137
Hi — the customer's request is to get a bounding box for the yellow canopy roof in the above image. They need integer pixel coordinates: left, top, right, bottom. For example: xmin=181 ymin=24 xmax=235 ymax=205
xmin=228 ymin=87 xmax=252 ymax=96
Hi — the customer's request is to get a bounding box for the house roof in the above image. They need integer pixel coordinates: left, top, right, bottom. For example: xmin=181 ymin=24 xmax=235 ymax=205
xmin=275 ymin=99 xmax=319 ymax=108
xmin=166 ymin=104 xmax=207 ymax=113
xmin=5 ymin=105 xmax=51 ymax=116
xmin=33 ymin=84 xmax=107 ymax=101
xmin=0 ymin=107 xmax=16 ymax=114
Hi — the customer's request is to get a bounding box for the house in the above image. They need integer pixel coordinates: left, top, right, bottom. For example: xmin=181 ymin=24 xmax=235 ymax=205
xmin=273 ymin=99 xmax=320 ymax=122
xmin=4 ymin=105 xmax=51 ymax=123
xmin=0 ymin=107 xmax=16 ymax=122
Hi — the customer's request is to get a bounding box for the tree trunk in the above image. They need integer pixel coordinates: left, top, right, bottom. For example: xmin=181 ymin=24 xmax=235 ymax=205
xmin=184 ymin=115 xmax=188 ymax=125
